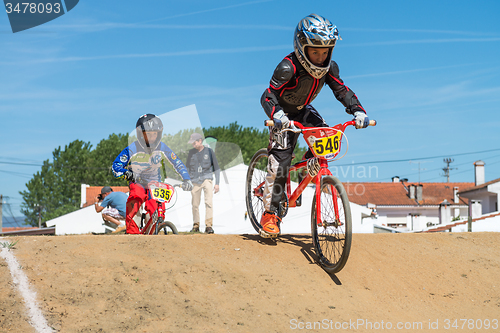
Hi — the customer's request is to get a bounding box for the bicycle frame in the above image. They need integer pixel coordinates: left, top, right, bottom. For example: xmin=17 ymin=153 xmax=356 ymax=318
xmin=290 ymin=120 xmax=355 ymax=226
xmin=140 ymin=198 xmax=165 ymax=235
xmin=139 ymin=181 xmax=176 ymax=235
xmin=258 ymin=120 xmax=358 ymax=226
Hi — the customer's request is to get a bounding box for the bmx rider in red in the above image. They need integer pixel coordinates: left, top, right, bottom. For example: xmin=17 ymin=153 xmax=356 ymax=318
xmin=259 ymin=13 xmax=371 ymax=237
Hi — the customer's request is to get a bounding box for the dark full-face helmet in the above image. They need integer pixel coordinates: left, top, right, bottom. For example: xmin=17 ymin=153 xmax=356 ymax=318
xmin=293 ymin=14 xmax=340 ymax=79
xmin=136 ymin=113 xmax=163 ymax=153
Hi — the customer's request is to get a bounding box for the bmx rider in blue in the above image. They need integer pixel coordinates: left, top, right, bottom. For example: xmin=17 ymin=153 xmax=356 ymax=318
xmin=112 ymin=114 xmax=193 ymax=234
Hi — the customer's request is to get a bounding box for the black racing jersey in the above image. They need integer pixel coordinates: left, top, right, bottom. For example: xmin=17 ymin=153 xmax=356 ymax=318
xmin=186 ymin=146 xmax=220 ymax=185
xmin=261 ymin=52 xmax=365 ymax=118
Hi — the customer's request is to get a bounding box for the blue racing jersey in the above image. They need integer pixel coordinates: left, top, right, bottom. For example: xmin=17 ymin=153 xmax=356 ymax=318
xmin=112 ymin=141 xmax=190 ymax=186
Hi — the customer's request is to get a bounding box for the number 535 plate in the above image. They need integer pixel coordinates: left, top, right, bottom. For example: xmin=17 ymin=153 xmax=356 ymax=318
xmin=148 ymin=181 xmax=174 ymax=203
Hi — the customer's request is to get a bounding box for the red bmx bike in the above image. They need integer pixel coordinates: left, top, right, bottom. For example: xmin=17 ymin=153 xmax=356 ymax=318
xmin=245 ymin=119 xmax=376 ymax=273
xmin=137 ymin=181 xmax=179 ymax=235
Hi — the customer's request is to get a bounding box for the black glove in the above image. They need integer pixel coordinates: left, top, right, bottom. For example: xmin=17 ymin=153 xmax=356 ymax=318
xmin=181 ymin=180 xmax=193 ymax=191
xmin=124 ymin=170 xmax=135 ymax=182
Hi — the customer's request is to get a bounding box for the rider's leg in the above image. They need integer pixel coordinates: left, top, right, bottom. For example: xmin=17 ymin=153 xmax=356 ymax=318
xmin=261 ymin=152 xmax=291 ymax=235
xmin=260 ymin=129 xmax=298 ymax=235
xmin=263 ymin=142 xmax=296 ymax=213
xmin=125 ymin=183 xmax=148 ymax=234
xmin=144 ymin=197 xmax=159 ymax=225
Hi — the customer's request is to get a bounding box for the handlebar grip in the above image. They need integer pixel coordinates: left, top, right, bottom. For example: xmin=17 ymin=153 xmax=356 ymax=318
xmin=264 ymin=120 xmax=275 ymax=127
xmin=369 ymin=119 xmax=377 ymax=126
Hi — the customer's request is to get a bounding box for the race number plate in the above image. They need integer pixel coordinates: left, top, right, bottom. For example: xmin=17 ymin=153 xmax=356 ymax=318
xmin=312 ymin=131 xmax=342 ymax=160
xmin=149 ymin=182 xmax=174 ymax=203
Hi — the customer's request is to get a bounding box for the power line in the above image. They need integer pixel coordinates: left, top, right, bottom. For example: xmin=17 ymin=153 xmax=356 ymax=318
xmin=401 ymin=153 xmax=500 ymax=178
xmin=0 ymin=161 xmax=42 ymax=167
xmin=0 ymin=161 xmax=109 ymax=170
xmin=2 ymin=202 xmax=23 ymax=228
xmin=0 ymin=169 xmax=33 ymax=178
xmin=420 ymin=159 xmax=500 ymax=182
xmin=334 ymin=147 xmax=500 ymax=167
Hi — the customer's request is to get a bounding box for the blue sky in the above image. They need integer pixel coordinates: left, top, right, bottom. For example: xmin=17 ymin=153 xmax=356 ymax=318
xmin=1 ymin=0 xmax=500 ymax=218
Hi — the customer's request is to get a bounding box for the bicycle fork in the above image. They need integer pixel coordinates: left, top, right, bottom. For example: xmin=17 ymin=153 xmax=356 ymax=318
xmin=314 ymin=163 xmax=342 ymax=228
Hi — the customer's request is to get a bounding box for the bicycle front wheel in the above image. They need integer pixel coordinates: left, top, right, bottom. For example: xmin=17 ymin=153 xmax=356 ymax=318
xmin=245 ymin=148 xmax=269 ymax=233
xmin=156 ymin=221 xmax=178 ymax=235
xmin=311 ymin=176 xmax=352 ymax=274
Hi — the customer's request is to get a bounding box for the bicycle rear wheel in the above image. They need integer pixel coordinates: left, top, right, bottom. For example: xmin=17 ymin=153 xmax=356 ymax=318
xmin=245 ymin=148 xmax=269 ymax=233
xmin=311 ymin=175 xmax=352 ymax=274
xmin=156 ymin=221 xmax=178 ymax=235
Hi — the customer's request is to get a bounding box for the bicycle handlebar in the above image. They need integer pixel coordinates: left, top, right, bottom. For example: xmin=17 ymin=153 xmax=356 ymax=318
xmin=264 ymin=119 xmax=376 ymax=129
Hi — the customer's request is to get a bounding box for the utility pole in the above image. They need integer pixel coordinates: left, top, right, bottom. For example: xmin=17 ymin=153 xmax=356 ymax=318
xmin=34 ymin=203 xmax=42 ymax=228
xmin=442 ymin=158 xmax=456 ymax=182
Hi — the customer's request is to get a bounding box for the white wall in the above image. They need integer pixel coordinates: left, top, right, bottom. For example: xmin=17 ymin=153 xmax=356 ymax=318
xmin=376 ymin=207 xmax=443 ymax=231
xmin=46 ymin=206 xmax=108 ymax=235
xmin=451 ymin=214 xmax=500 ymax=232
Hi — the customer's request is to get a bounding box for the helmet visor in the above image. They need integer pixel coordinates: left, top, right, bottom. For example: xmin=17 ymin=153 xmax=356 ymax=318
xmin=304 ymin=46 xmax=333 ymax=68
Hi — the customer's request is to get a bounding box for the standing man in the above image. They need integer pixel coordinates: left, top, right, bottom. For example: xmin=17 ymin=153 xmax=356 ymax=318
xmin=186 ymin=133 xmax=220 ymax=234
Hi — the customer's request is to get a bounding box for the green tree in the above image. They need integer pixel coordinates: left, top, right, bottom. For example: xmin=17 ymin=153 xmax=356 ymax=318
xmin=20 ymin=140 xmax=93 ymax=226
xmin=87 ymin=133 xmax=130 ymax=186
xmin=20 ymin=135 xmax=129 ymax=226
xmin=203 ymin=122 xmax=307 ymax=167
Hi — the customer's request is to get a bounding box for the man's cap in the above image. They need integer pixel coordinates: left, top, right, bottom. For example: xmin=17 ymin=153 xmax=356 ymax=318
xmin=101 ymin=186 xmax=113 ymax=194
xmin=188 ymin=133 xmax=203 ymax=144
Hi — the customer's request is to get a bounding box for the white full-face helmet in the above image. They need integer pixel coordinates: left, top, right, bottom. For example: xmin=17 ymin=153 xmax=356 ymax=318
xmin=293 ymin=14 xmax=340 ymax=79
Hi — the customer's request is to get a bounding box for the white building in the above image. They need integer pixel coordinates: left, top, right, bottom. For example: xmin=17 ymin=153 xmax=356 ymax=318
xmin=344 ymin=178 xmax=474 ymax=232
xmin=423 ymin=160 xmax=500 ymax=233
xmin=45 ymin=164 xmax=375 ymax=235
xmin=458 ymin=161 xmax=500 ymax=217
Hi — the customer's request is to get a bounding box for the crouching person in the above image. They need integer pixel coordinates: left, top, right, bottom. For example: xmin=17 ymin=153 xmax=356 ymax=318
xmin=94 ymin=186 xmax=128 ymax=233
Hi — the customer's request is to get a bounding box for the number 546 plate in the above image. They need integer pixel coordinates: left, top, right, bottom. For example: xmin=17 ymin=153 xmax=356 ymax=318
xmin=304 ymin=128 xmax=343 ymax=160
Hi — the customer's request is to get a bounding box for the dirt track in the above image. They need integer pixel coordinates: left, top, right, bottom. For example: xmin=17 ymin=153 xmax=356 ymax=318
xmin=1 ymin=232 xmax=499 ymax=332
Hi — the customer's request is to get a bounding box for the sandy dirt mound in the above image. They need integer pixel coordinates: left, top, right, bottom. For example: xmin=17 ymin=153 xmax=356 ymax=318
xmin=1 ymin=232 xmax=499 ymax=332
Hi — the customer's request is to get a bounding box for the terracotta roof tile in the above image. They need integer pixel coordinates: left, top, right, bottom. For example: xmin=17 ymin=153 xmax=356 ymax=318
xmin=344 ymin=182 xmax=475 ymax=206
xmin=344 ymin=182 xmax=415 ymax=206
xmin=2 ymin=227 xmax=38 ymax=232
